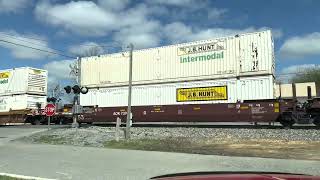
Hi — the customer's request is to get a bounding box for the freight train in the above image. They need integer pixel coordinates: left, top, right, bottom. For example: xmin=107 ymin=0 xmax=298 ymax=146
xmin=0 ymin=103 xmax=73 ymax=125
xmin=1 ymin=30 xmax=320 ymax=128
xmin=0 ymin=67 xmax=73 ymax=125
xmin=77 ymin=30 xmax=320 ymax=128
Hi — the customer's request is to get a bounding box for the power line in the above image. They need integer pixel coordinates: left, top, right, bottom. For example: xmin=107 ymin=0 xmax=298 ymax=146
xmin=77 ymin=43 xmax=119 ymax=48
xmin=0 ymin=33 xmax=73 ymax=56
xmin=277 ymin=70 xmax=320 ymax=77
xmin=0 ymin=32 xmax=47 ymax=42
xmin=0 ymin=34 xmax=48 ymax=47
xmin=0 ymin=39 xmax=75 ymax=58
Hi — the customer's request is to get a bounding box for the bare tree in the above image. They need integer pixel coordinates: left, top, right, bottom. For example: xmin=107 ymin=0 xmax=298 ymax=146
xmin=291 ymin=67 xmax=320 ymax=96
xmin=76 ymin=46 xmax=105 ymax=57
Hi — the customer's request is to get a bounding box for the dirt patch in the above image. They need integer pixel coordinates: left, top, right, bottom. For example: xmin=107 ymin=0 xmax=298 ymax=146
xmin=104 ymin=138 xmax=320 ymax=160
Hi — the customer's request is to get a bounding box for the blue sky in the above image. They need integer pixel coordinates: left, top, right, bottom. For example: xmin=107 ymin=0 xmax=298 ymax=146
xmin=0 ymin=0 xmax=320 ymax=89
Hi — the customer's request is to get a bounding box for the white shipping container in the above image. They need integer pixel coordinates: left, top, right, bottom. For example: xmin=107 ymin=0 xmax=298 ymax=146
xmin=0 ymin=94 xmax=47 ymax=112
xmin=80 ymin=75 xmax=274 ymax=107
xmin=81 ymin=30 xmax=275 ymax=88
xmin=0 ymin=67 xmax=48 ymax=96
xmin=275 ymin=82 xmax=317 ymax=98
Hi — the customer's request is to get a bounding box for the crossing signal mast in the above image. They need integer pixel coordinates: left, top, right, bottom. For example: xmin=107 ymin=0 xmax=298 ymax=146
xmin=66 ymin=57 xmax=89 ymax=128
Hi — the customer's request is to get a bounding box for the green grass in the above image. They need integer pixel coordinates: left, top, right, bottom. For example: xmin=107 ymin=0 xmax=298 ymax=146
xmin=103 ymin=138 xmax=320 ymax=160
xmin=0 ymin=175 xmax=24 ymax=180
xmin=103 ymin=137 xmax=219 ymax=154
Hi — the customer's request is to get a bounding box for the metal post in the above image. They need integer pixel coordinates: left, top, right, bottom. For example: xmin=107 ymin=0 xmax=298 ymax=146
xmin=52 ymin=89 xmax=55 ymax=126
xmin=115 ymin=117 xmax=121 ymax=141
xmin=77 ymin=57 xmax=81 ymax=104
xmin=292 ymin=83 xmax=297 ymax=114
xmin=72 ymin=94 xmax=79 ymax=128
xmin=72 ymin=57 xmax=81 ymax=128
xmin=125 ymin=43 xmax=133 ymax=139
xmin=48 ymin=116 xmax=50 ymax=129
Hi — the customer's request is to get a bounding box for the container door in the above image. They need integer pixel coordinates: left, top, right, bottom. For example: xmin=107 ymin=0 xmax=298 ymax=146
xmin=238 ymin=35 xmax=259 ymax=73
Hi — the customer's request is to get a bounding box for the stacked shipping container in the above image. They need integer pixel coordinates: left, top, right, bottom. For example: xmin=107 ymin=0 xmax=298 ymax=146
xmin=274 ymin=82 xmax=317 ymax=102
xmin=81 ymin=75 xmax=274 ymax=106
xmin=0 ymin=67 xmax=48 ymax=112
xmin=80 ymin=30 xmax=275 ymax=107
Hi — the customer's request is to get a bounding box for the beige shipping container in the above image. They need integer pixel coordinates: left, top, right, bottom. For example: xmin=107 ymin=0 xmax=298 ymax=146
xmin=80 ymin=75 xmax=275 ymax=107
xmin=0 ymin=94 xmax=47 ymax=112
xmin=81 ymin=30 xmax=275 ymax=88
xmin=275 ymin=82 xmax=317 ymax=98
xmin=0 ymin=67 xmax=48 ymax=96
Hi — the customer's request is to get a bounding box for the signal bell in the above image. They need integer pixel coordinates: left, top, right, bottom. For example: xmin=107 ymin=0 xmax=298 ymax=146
xmin=81 ymin=87 xmax=89 ymax=94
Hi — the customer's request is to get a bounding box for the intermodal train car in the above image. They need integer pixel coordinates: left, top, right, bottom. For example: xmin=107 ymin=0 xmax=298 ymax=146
xmin=79 ymin=97 xmax=320 ymax=128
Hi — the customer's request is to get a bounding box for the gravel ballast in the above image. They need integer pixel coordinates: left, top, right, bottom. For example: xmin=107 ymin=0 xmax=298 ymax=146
xmin=19 ymin=126 xmax=320 ymax=147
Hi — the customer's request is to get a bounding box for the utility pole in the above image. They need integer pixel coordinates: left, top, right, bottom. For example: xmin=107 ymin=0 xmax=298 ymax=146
xmin=125 ymin=43 xmax=133 ymax=139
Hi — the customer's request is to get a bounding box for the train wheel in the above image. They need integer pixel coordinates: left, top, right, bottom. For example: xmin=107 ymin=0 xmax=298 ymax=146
xmin=313 ymin=116 xmax=320 ymax=128
xmin=280 ymin=114 xmax=295 ymax=129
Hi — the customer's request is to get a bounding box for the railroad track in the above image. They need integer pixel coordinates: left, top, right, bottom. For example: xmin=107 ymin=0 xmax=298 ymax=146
xmin=1 ymin=123 xmax=318 ymax=130
xmin=79 ymin=122 xmax=319 ymax=130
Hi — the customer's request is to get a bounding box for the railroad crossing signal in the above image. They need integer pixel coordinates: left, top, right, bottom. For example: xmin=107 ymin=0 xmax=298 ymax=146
xmin=64 ymin=85 xmax=88 ymax=94
xmin=46 ymin=97 xmax=57 ymax=103
xmin=45 ymin=104 xmax=55 ymax=116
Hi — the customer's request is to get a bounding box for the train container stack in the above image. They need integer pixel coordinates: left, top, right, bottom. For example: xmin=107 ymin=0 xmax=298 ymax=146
xmin=78 ymin=30 xmax=320 ymax=127
xmin=78 ymin=30 xmax=279 ymax=123
xmin=80 ymin=30 xmax=275 ymax=106
xmin=0 ymin=67 xmax=48 ymax=124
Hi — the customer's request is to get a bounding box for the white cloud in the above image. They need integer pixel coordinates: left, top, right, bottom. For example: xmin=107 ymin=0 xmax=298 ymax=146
xmin=0 ymin=0 xmax=30 ymax=13
xmin=163 ymin=22 xmax=282 ymax=44
xmin=272 ymin=29 xmax=283 ymax=39
xmin=68 ymin=42 xmax=106 ymax=56
xmin=279 ymin=32 xmax=320 ymax=59
xmin=0 ymin=31 xmax=54 ymax=60
xmin=33 ymin=1 xmax=281 ymax=51
xmin=43 ymin=59 xmax=75 ymax=85
xmin=34 ymin=1 xmax=118 ymax=36
xmin=97 ymin=0 xmax=130 ymax=11
xmin=117 ymin=4 xmax=151 ymax=27
xmin=162 ymin=22 xmax=192 ymax=43
xmin=150 ymin=0 xmax=200 ymax=6
xmin=113 ymin=21 xmax=161 ymax=49
xmin=149 ymin=0 xmax=219 ymax=22
xmin=34 ymin=1 xmax=160 ymax=39
xmin=208 ymin=8 xmax=228 ymax=21
xmin=34 ymin=1 xmax=162 ymax=49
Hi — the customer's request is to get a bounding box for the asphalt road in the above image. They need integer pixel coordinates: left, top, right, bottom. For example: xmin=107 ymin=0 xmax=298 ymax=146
xmin=0 ymin=126 xmax=320 ymax=180
xmin=0 ymin=126 xmax=48 ymax=146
